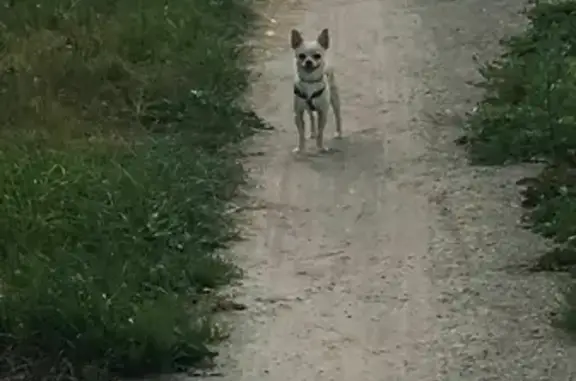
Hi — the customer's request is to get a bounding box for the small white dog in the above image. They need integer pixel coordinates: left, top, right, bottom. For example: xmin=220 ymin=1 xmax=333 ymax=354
xmin=290 ymin=28 xmax=342 ymax=154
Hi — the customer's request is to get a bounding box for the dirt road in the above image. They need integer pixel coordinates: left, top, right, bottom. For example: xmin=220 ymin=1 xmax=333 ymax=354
xmin=203 ymin=0 xmax=576 ymax=379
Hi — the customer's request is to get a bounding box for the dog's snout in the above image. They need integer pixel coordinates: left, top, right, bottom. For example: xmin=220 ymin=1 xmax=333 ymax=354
xmin=304 ymin=59 xmax=314 ymax=68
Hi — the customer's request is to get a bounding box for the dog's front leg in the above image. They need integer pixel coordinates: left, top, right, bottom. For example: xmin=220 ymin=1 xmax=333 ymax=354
xmin=308 ymin=109 xmax=317 ymax=139
xmin=316 ymin=110 xmax=328 ymax=152
xmin=293 ymin=110 xmax=306 ymax=153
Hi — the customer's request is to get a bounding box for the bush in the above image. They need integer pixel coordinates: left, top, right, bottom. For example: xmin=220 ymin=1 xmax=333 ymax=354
xmin=0 ymin=0 xmax=268 ymax=379
xmin=463 ymin=0 xmax=576 ymax=333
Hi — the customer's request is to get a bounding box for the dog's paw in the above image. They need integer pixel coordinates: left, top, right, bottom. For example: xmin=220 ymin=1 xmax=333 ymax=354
xmin=292 ymin=146 xmax=305 ymax=154
xmin=334 ymin=132 xmax=343 ymax=139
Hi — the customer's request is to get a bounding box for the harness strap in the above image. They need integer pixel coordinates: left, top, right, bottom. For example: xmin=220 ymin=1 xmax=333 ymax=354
xmin=294 ymin=86 xmax=326 ymax=111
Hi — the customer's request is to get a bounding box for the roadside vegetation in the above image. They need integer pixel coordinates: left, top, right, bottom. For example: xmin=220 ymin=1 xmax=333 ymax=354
xmin=461 ymin=0 xmax=576 ymax=332
xmin=0 ymin=0 xmax=269 ymax=379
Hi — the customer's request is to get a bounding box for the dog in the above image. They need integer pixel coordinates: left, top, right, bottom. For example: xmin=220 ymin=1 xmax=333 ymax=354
xmin=290 ymin=28 xmax=342 ymax=154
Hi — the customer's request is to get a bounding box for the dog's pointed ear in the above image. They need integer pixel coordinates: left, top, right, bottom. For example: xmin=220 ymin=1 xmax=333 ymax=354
xmin=290 ymin=29 xmax=303 ymax=49
xmin=317 ymin=28 xmax=329 ymax=49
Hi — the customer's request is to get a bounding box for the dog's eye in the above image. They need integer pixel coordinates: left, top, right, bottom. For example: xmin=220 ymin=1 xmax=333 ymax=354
xmin=312 ymin=53 xmax=322 ymax=60
xmin=298 ymin=53 xmax=306 ymax=60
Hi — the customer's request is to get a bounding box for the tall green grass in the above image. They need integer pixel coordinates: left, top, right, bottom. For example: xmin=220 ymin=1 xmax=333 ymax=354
xmin=0 ymin=0 xmax=268 ymax=379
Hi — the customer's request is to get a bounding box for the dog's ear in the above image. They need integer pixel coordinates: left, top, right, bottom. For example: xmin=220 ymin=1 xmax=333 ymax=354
xmin=290 ymin=29 xmax=303 ymax=49
xmin=317 ymin=28 xmax=329 ymax=49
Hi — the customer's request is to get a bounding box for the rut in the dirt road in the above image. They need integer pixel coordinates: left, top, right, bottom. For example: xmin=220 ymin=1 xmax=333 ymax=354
xmin=203 ymin=0 xmax=576 ymax=380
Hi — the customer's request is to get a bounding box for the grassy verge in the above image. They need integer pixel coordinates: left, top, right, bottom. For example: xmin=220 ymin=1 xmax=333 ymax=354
xmin=0 ymin=0 xmax=269 ymax=379
xmin=462 ymin=0 xmax=576 ymax=332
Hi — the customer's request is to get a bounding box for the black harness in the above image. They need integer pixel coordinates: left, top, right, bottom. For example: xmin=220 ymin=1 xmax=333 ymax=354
xmin=294 ymin=76 xmax=326 ymax=111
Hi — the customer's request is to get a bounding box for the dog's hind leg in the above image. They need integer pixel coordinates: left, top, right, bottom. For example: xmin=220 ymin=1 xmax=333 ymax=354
xmin=308 ymin=109 xmax=317 ymax=139
xmin=330 ymin=87 xmax=343 ymax=139
xmin=293 ymin=110 xmax=306 ymax=153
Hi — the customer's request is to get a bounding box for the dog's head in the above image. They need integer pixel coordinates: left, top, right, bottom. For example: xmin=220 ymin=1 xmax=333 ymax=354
xmin=290 ymin=29 xmax=329 ymax=74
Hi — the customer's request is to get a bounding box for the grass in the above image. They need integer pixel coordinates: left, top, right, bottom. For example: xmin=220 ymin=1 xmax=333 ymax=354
xmin=461 ymin=0 xmax=576 ymax=333
xmin=0 ymin=0 xmax=269 ymax=379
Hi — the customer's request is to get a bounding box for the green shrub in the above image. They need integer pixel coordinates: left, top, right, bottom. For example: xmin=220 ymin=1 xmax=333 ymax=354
xmin=465 ymin=1 xmax=576 ymax=164
xmin=0 ymin=0 xmax=268 ymax=378
xmin=464 ymin=0 xmax=576 ymax=334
